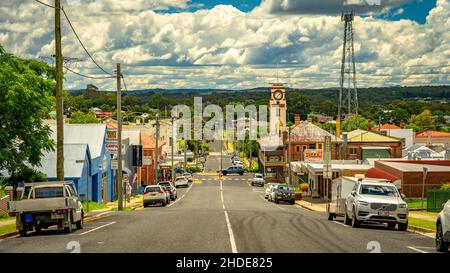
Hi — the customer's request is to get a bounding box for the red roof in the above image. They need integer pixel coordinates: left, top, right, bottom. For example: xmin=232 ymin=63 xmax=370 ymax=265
xmin=365 ymin=168 xmax=400 ymax=182
xmin=379 ymin=124 xmax=401 ymax=130
xmin=140 ymin=134 xmax=166 ymax=149
xmin=416 ymin=130 xmax=450 ymax=138
xmin=105 ymin=121 xmax=117 ymax=129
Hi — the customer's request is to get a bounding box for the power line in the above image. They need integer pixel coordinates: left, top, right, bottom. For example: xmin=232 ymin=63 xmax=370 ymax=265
xmin=64 ymin=65 xmax=115 ymax=79
xmin=61 ymin=6 xmax=114 ymax=76
xmin=33 ymin=0 xmax=55 ymax=8
xmin=121 ymin=75 xmax=129 ymax=92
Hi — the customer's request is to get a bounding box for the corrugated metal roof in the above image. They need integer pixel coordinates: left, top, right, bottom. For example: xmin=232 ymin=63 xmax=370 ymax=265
xmin=290 ymin=122 xmax=340 ymax=143
xmin=366 ymin=167 xmax=400 ymax=182
xmin=416 ymin=130 xmax=450 ymax=138
xmin=122 ymin=130 xmax=141 ymax=146
xmin=141 ymin=133 xmax=166 ymax=149
xmin=49 ymin=124 xmax=106 ymax=159
xmin=379 ymin=124 xmax=401 ymax=130
xmin=36 ymin=144 xmax=89 ymax=178
xmin=347 ymin=129 xmax=401 ymax=143
xmin=377 ymin=161 xmax=450 ymax=172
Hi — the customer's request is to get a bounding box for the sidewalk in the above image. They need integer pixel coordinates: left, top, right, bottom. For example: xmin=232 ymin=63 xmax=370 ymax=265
xmin=295 ymin=198 xmax=327 ymax=213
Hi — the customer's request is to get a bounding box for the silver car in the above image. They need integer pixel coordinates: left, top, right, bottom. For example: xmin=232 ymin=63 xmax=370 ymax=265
xmin=143 ymin=185 xmax=168 ymax=207
xmin=436 ymin=199 xmax=450 ymax=252
xmin=345 ymin=181 xmax=409 ymax=230
xmin=183 ymin=173 xmax=193 ymax=183
xmin=264 ymin=183 xmax=277 ymax=199
xmin=175 ymin=176 xmax=189 ymax=188
xmin=251 ymin=173 xmax=265 ymax=187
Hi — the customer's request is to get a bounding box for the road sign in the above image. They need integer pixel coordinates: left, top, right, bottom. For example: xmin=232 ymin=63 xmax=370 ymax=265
xmin=106 ymin=128 xmax=118 ymax=143
xmin=111 ymin=159 xmax=118 ymax=170
xmin=132 ymin=145 xmax=143 ymax=167
xmin=106 ymin=143 xmax=125 ymax=154
xmin=143 ymin=156 xmax=152 ymax=166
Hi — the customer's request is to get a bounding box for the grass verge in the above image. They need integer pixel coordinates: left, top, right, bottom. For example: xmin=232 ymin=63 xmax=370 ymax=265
xmin=409 ymin=217 xmax=436 ymax=231
xmin=405 ymin=198 xmax=427 ymax=210
xmin=82 ymin=201 xmax=108 ymax=212
xmin=0 ymin=224 xmax=16 ymax=237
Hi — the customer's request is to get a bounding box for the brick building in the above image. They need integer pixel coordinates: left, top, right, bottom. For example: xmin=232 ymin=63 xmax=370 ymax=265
xmin=140 ymin=134 xmax=166 ymax=185
xmin=344 ymin=129 xmax=403 ymax=160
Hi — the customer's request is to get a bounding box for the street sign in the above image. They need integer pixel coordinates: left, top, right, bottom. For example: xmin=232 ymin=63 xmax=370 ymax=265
xmin=106 ymin=143 xmax=125 ymax=154
xmin=143 ymin=156 xmax=152 ymax=166
xmin=111 ymin=159 xmax=118 ymax=170
xmin=304 ymin=149 xmax=323 ymax=162
xmin=106 ymin=128 xmax=118 ymax=143
xmin=132 ymin=145 xmax=143 ymax=167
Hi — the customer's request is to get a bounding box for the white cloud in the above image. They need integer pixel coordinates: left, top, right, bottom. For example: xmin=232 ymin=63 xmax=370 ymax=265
xmin=0 ymin=0 xmax=448 ymax=90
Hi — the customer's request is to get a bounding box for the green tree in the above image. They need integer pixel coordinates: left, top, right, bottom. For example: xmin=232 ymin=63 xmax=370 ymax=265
xmin=0 ymin=45 xmax=55 ymax=186
xmin=408 ymin=109 xmax=436 ymax=131
xmin=69 ymin=111 xmax=99 ymax=124
xmin=342 ymin=115 xmax=369 ymax=132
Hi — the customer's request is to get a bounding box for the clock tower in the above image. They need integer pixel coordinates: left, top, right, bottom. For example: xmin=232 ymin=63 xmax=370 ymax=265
xmin=269 ymin=83 xmax=287 ymax=134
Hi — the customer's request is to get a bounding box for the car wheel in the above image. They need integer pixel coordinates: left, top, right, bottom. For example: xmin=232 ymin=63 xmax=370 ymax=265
xmin=398 ymin=221 xmax=408 ymax=232
xmin=223 ymin=172 xmax=227 ymax=176
xmin=327 ymin=212 xmax=334 ymax=221
xmin=387 ymin=222 xmax=396 ymax=229
xmin=436 ymin=222 xmax=450 ymax=252
xmin=344 ymin=208 xmax=352 ymax=225
xmin=290 ymin=200 xmax=295 ymax=205
xmin=162 ymin=201 xmax=167 ymax=207
xmin=19 ymin=229 xmax=27 ymax=237
xmin=240 ymin=172 xmax=244 ymax=176
xmin=34 ymin=225 xmax=42 ymax=234
xmin=351 ymin=208 xmax=360 ymax=228
xmin=143 ymin=203 xmax=148 ymax=208
xmin=76 ymin=212 xmax=84 ymax=230
xmin=275 ymin=198 xmax=279 ymax=204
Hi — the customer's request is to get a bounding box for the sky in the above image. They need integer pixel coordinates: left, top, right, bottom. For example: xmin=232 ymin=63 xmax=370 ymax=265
xmin=0 ymin=0 xmax=448 ymax=91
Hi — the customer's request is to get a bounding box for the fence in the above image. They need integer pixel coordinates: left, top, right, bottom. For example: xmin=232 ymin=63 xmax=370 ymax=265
xmin=0 ymin=195 xmax=10 ymax=214
xmin=427 ymin=189 xmax=450 ymax=212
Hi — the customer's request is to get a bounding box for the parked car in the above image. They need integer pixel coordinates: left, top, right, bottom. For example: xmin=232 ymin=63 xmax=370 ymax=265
xmin=269 ymin=184 xmax=295 ymax=204
xmin=345 ymin=180 xmax=409 ymax=230
xmin=436 ymin=199 xmax=450 ymax=252
xmin=221 ymin=166 xmax=244 ymax=176
xmin=232 ymin=159 xmax=242 ymax=165
xmin=7 ymin=182 xmax=84 ymax=236
xmin=251 ymin=173 xmax=265 ymax=187
xmin=143 ymin=185 xmax=168 ymax=207
xmin=265 ymin=183 xmax=277 ymax=199
xmin=158 ymin=181 xmax=178 ymax=201
xmin=183 ymin=172 xmax=193 ymax=183
xmin=174 ymin=176 xmax=189 ymax=188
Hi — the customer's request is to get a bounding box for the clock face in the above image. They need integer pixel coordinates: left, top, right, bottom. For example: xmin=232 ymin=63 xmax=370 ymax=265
xmin=273 ymin=90 xmax=283 ymax=100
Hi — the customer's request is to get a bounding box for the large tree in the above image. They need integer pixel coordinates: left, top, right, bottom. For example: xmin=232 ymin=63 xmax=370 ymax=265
xmin=0 ymin=45 xmax=55 ymax=184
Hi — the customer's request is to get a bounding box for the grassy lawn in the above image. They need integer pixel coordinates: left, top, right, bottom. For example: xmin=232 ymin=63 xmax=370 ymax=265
xmin=409 ymin=211 xmax=439 ymax=217
xmin=405 ymin=198 xmax=427 ymax=210
xmin=0 ymin=216 xmax=15 ymax=222
xmin=82 ymin=201 xmax=108 ymax=212
xmin=409 ymin=217 xmax=436 ymax=231
xmin=0 ymin=224 xmax=16 ymax=236
xmin=111 ymin=206 xmax=133 ymax=212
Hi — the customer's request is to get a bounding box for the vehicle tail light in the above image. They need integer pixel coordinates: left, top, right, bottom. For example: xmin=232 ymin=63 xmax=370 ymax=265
xmin=158 ymin=190 xmax=164 ymax=194
xmin=8 ymin=212 xmax=17 ymax=217
xmin=144 ymin=191 xmax=149 ymax=195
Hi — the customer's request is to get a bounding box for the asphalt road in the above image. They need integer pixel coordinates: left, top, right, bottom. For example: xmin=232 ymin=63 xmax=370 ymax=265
xmin=0 ymin=151 xmax=438 ymax=253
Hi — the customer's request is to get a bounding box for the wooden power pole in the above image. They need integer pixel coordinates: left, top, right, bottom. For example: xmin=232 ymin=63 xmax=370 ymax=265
xmin=116 ymin=63 xmax=123 ymax=211
xmin=55 ymin=0 xmax=64 ymax=181
xmin=154 ymin=114 xmax=160 ymax=184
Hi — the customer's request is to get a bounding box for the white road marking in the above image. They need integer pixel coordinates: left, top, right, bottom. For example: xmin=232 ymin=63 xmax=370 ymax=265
xmin=332 ymin=221 xmax=349 ymax=228
xmin=95 ymin=211 xmax=111 ymax=217
xmin=276 ymin=205 xmax=286 ymax=210
xmin=407 ymin=246 xmax=428 ymax=253
xmin=80 ymin=221 xmax=116 ymax=235
xmin=167 ymin=182 xmax=194 ymax=208
xmin=220 ymin=180 xmax=238 ymax=253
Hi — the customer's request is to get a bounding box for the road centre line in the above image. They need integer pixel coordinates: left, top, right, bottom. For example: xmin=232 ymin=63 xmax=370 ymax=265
xmin=167 ymin=181 xmax=194 ymax=208
xmin=80 ymin=221 xmax=116 ymax=236
xmin=220 ymin=180 xmax=238 ymax=253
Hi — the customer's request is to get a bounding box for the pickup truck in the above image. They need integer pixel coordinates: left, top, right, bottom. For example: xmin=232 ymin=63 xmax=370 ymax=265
xmin=8 ymin=182 xmax=84 ymax=236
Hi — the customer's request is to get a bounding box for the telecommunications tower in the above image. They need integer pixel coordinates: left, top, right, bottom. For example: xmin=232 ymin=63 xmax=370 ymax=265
xmin=338 ymin=11 xmax=359 ymax=119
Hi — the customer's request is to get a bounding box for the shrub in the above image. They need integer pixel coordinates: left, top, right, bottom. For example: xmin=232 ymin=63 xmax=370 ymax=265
xmin=0 ymin=212 xmax=9 ymax=219
xmin=185 ymin=166 xmax=202 ymax=173
xmin=300 ymin=183 xmax=309 ymax=192
xmin=441 ymin=183 xmax=450 ymax=191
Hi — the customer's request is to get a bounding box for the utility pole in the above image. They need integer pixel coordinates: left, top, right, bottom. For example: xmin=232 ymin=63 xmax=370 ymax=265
xmin=116 ymin=63 xmax=123 ymax=211
xmin=184 ymin=140 xmax=187 ymax=171
xmin=154 ymin=114 xmax=160 ymax=184
xmin=55 ymin=0 xmax=64 ymax=181
xmin=288 ymin=126 xmax=292 ymax=185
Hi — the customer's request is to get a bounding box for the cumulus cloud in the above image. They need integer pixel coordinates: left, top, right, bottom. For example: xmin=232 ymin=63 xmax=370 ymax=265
xmin=0 ymin=0 xmax=448 ymax=90
xmin=254 ymin=0 xmax=412 ymax=15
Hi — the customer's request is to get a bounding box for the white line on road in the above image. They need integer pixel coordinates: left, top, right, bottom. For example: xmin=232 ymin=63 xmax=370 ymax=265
xmin=220 ymin=180 xmax=238 ymax=253
xmin=332 ymin=221 xmax=349 ymax=228
xmin=80 ymin=221 xmax=116 ymax=236
xmin=407 ymin=246 xmax=428 ymax=253
xmin=276 ymin=205 xmax=286 ymax=211
xmin=167 ymin=182 xmax=194 ymax=208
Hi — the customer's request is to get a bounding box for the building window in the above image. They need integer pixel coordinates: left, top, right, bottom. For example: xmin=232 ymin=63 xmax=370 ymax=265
xmin=317 ymin=143 xmax=323 ymax=149
xmin=309 ymin=144 xmax=316 ymax=149
xmin=296 ymin=146 xmax=301 ymax=152
xmin=350 ymin=148 xmax=358 ymax=155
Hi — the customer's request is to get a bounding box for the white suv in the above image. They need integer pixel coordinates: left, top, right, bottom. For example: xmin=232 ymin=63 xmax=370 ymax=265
xmin=436 ymin=200 xmax=450 ymax=252
xmin=345 ymin=181 xmax=409 ymax=231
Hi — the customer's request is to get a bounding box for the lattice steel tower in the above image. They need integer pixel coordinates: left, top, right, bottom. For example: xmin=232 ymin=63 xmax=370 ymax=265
xmin=338 ymin=11 xmax=359 ymax=119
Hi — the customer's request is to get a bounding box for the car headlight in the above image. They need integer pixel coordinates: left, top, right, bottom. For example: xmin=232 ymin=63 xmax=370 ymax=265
xmin=399 ymin=203 xmax=408 ymax=209
xmin=357 ymin=201 xmax=369 ymax=207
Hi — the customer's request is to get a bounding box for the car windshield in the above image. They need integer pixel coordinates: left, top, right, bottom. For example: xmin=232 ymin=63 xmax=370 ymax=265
xmin=277 ymin=185 xmax=292 ymax=191
xmin=176 ymin=177 xmax=185 ymax=181
xmin=145 ymin=187 xmax=160 ymax=193
xmin=34 ymin=187 xmax=64 ymax=199
xmin=255 ymin=174 xmax=263 ymax=178
xmin=360 ymin=185 xmax=398 ymax=197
